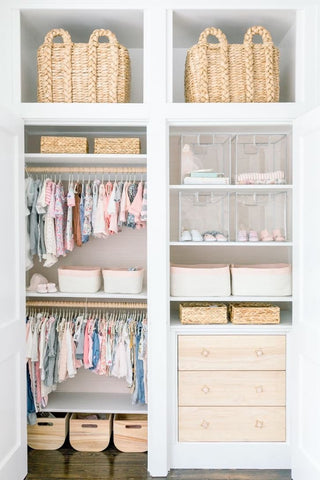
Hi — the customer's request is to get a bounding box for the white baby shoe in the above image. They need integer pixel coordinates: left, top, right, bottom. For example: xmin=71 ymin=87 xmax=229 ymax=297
xmin=180 ymin=230 xmax=192 ymax=241
xmin=191 ymin=229 xmax=203 ymax=242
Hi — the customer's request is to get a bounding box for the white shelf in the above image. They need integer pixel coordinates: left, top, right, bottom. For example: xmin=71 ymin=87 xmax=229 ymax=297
xmin=170 ymin=296 xmax=293 ymax=302
xmin=26 ymin=290 xmax=148 ymax=300
xmin=42 ymin=392 xmax=147 ymax=414
xmin=170 ymin=185 xmax=292 ymax=192
xmin=25 ymin=153 xmax=147 ymax=165
xmin=170 ymin=310 xmax=292 ymax=334
xmin=170 ymin=242 xmax=292 ymax=247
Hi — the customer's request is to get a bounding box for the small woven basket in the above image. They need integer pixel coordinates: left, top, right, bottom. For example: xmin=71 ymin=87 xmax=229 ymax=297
xmin=40 ymin=136 xmax=88 ymax=154
xmin=185 ymin=26 xmax=279 ymax=103
xmin=230 ymin=303 xmax=280 ymax=324
xmin=94 ymin=138 xmax=141 ymax=154
xmin=179 ymin=303 xmax=228 ymax=324
xmin=37 ymin=28 xmax=130 ymax=103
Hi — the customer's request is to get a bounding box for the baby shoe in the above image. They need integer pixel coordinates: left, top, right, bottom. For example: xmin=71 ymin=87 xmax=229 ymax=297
xmin=47 ymin=283 xmax=57 ymax=293
xmin=180 ymin=230 xmax=192 ymax=241
xmin=203 ymin=232 xmax=216 ymax=242
xmin=272 ymin=229 xmax=285 ymax=242
xmin=260 ymin=229 xmax=273 ymax=242
xmin=215 ymin=232 xmax=228 ymax=242
xmin=191 ymin=229 xmax=203 ymax=242
xmin=237 ymin=230 xmax=248 ymax=242
xmin=248 ymin=230 xmax=259 ymax=242
xmin=36 ymin=283 xmax=48 ymax=294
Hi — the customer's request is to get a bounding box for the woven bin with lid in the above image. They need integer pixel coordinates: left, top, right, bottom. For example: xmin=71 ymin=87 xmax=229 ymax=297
xmin=179 ymin=303 xmax=228 ymax=324
xmin=230 ymin=303 xmax=280 ymax=324
xmin=185 ymin=25 xmax=279 ymax=103
xmin=37 ymin=28 xmax=130 ymax=103
xmin=94 ymin=137 xmax=141 ymax=154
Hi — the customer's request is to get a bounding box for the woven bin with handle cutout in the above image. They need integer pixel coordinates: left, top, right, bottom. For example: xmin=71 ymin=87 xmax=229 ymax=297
xmin=37 ymin=28 xmax=130 ymax=103
xmin=185 ymin=26 xmax=279 ymax=103
xmin=179 ymin=302 xmax=228 ymax=324
xmin=40 ymin=136 xmax=88 ymax=154
xmin=94 ymin=137 xmax=141 ymax=154
xmin=230 ymin=303 xmax=280 ymax=324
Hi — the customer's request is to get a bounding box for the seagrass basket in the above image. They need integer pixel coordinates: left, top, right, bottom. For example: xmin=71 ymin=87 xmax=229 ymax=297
xmin=230 ymin=303 xmax=280 ymax=324
xmin=179 ymin=303 xmax=228 ymax=324
xmin=94 ymin=138 xmax=141 ymax=154
xmin=185 ymin=26 xmax=279 ymax=103
xmin=37 ymin=28 xmax=130 ymax=103
xmin=40 ymin=136 xmax=88 ymax=154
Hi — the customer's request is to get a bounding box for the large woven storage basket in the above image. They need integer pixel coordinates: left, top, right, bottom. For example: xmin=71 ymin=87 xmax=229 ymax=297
xmin=185 ymin=26 xmax=279 ymax=103
xmin=40 ymin=136 xmax=88 ymax=154
xmin=179 ymin=302 xmax=228 ymax=324
xmin=37 ymin=29 xmax=130 ymax=103
xmin=94 ymin=137 xmax=141 ymax=154
xmin=230 ymin=303 xmax=280 ymax=324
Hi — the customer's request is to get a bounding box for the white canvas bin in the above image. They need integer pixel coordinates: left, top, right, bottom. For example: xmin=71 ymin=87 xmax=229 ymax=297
xmin=170 ymin=264 xmax=231 ymax=297
xmin=231 ymin=263 xmax=292 ymax=296
xmin=102 ymin=268 xmax=144 ymax=294
xmin=58 ymin=267 xmax=101 ymax=293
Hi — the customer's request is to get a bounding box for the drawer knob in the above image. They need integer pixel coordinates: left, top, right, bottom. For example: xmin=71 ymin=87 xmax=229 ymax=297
xmin=201 ymin=420 xmax=210 ymax=429
xmin=255 ymin=385 xmax=264 ymax=394
xmin=201 ymin=385 xmax=210 ymax=394
xmin=255 ymin=349 xmax=264 ymax=357
xmin=255 ymin=420 xmax=264 ymax=429
xmin=201 ymin=348 xmax=210 ymax=357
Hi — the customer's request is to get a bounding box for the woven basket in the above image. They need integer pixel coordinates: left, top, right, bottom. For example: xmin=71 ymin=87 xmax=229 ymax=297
xmin=40 ymin=136 xmax=88 ymax=154
xmin=94 ymin=138 xmax=141 ymax=154
xmin=37 ymin=29 xmax=130 ymax=103
xmin=185 ymin=26 xmax=279 ymax=103
xmin=230 ymin=303 xmax=280 ymax=324
xmin=179 ymin=303 xmax=228 ymax=324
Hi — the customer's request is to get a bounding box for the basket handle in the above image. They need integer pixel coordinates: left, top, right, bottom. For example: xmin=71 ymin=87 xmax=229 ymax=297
xmin=88 ymin=29 xmax=119 ymax=103
xmin=197 ymin=28 xmax=230 ymax=103
xmin=243 ymin=26 xmax=275 ymax=103
xmin=41 ymin=29 xmax=72 ymax=103
xmin=44 ymin=28 xmax=72 ymax=44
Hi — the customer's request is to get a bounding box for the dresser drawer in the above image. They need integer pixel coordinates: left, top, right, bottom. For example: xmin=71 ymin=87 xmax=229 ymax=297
xmin=179 ymin=371 xmax=286 ymax=406
xmin=178 ymin=335 xmax=286 ymax=371
xmin=179 ymin=406 xmax=286 ymax=442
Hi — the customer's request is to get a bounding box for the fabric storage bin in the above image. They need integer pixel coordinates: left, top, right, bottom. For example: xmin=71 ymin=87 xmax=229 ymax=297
xmin=230 ymin=303 xmax=280 ymax=324
xmin=58 ymin=267 xmax=101 ymax=293
xmin=113 ymin=414 xmax=148 ymax=452
xmin=94 ymin=137 xmax=141 ymax=154
xmin=37 ymin=29 xmax=130 ymax=103
xmin=179 ymin=303 xmax=228 ymax=324
xmin=171 ymin=264 xmax=231 ymax=297
xmin=69 ymin=413 xmax=112 ymax=452
xmin=40 ymin=136 xmax=88 ymax=154
xmin=102 ymin=268 xmax=144 ymax=294
xmin=185 ymin=26 xmax=279 ymax=103
xmin=231 ymin=264 xmax=291 ymax=296
xmin=27 ymin=413 xmax=70 ymax=450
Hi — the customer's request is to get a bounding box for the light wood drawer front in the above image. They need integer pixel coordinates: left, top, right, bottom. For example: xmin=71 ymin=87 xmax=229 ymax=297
xmin=178 ymin=335 xmax=286 ymax=371
xmin=179 ymin=371 xmax=286 ymax=406
xmin=179 ymin=406 xmax=286 ymax=442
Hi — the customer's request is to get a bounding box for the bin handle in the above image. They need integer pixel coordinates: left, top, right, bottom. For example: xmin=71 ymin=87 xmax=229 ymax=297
xmin=37 ymin=422 xmax=53 ymax=427
xmin=81 ymin=424 xmax=98 ymax=428
xmin=125 ymin=425 xmax=142 ymax=429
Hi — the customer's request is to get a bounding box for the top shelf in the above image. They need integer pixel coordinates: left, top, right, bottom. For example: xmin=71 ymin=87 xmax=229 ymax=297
xmin=25 ymin=153 xmax=147 ymax=166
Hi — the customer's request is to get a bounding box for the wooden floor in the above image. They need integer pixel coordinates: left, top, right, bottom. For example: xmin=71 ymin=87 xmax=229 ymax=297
xmin=27 ymin=440 xmax=292 ymax=480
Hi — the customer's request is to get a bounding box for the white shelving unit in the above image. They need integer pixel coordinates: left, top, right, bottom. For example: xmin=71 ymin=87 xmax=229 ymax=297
xmin=26 ymin=290 xmax=148 ymax=299
xmin=170 ymin=242 xmax=293 ymax=247
xmin=25 ymin=153 xmax=147 ymax=165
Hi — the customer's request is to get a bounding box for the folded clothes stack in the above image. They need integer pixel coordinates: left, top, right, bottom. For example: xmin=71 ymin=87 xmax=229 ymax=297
xmin=184 ymin=169 xmax=230 ymax=185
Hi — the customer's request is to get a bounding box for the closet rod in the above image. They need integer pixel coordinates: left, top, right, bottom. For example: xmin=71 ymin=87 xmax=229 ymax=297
xmin=25 ymin=167 xmax=147 ymax=174
xmin=26 ymin=301 xmax=147 ymax=309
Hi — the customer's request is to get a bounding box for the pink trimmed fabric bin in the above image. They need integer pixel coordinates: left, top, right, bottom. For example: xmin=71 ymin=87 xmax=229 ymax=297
xmin=58 ymin=267 xmax=101 ymax=293
xmin=102 ymin=268 xmax=144 ymax=294
xmin=170 ymin=264 xmax=231 ymax=297
xmin=231 ymin=263 xmax=292 ymax=296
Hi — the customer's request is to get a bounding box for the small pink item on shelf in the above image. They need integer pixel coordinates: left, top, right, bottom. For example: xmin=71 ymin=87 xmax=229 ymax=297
xmin=273 ymin=229 xmax=285 ymax=242
xmin=27 ymin=273 xmax=48 ymax=292
xmin=260 ymin=229 xmax=273 ymax=242
xmin=47 ymin=283 xmax=58 ymax=293
xmin=36 ymin=283 xmax=48 ymax=293
xmin=237 ymin=230 xmax=248 ymax=242
xmin=248 ymin=230 xmax=259 ymax=242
